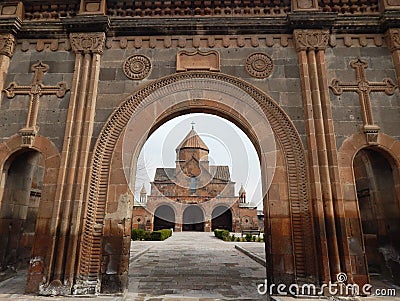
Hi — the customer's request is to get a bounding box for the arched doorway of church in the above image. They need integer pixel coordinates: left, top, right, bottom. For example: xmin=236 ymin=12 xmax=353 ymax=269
xmin=353 ymin=148 xmax=400 ymax=284
xmin=182 ymin=205 xmax=204 ymax=231
xmin=211 ymin=206 xmax=232 ymax=231
xmin=153 ymin=205 xmax=175 ymax=231
xmin=0 ymin=150 xmax=44 ymax=272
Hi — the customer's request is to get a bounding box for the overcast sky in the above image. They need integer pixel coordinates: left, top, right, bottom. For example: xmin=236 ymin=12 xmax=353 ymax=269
xmin=135 ymin=113 xmax=263 ymax=209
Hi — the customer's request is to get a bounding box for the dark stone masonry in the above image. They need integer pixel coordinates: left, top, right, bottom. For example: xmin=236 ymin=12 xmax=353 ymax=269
xmin=0 ymin=0 xmax=399 ymax=297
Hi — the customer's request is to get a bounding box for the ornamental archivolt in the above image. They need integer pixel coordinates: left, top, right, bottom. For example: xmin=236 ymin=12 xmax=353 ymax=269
xmin=245 ymin=53 xmax=273 ymax=79
xmin=0 ymin=34 xmax=16 ymax=58
xmin=123 ymin=55 xmax=152 ymax=80
xmin=70 ymin=32 xmax=106 ymax=54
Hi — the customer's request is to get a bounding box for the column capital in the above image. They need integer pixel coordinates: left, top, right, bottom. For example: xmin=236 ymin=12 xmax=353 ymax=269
xmin=293 ymin=29 xmax=330 ymax=52
xmin=70 ymin=32 xmax=106 ymax=55
xmin=385 ymin=28 xmax=400 ymax=52
xmin=0 ymin=33 xmax=15 ymax=57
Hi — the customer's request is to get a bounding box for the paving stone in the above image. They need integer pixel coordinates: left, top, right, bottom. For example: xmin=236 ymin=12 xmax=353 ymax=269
xmin=127 ymin=232 xmax=267 ymax=300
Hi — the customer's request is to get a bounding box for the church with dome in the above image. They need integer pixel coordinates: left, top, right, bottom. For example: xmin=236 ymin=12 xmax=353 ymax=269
xmin=132 ymin=126 xmax=259 ymax=232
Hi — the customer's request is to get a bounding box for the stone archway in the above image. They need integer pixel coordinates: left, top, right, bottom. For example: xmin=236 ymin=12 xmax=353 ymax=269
xmin=338 ymin=132 xmax=400 ymax=285
xmin=182 ymin=205 xmax=205 ymax=231
xmin=353 ymin=148 xmax=400 ymax=283
xmin=0 ymin=135 xmax=61 ymax=293
xmin=0 ymin=150 xmax=44 ymax=271
xmin=154 ymin=205 xmax=176 ymax=231
xmin=74 ymin=72 xmax=317 ymax=294
xmin=211 ymin=206 xmax=232 ymax=231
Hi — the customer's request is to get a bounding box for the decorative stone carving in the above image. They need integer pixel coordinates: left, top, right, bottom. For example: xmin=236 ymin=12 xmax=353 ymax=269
xmin=123 ymin=55 xmax=151 ymax=80
xmin=70 ymin=32 xmax=106 ymax=54
xmin=363 ymin=124 xmax=380 ymax=145
xmin=79 ymin=0 xmax=106 ymax=15
xmin=176 ymin=50 xmax=220 ymax=72
xmin=245 ymin=53 xmax=273 ymax=79
xmin=292 ymin=0 xmax=319 ymax=11
xmin=0 ymin=2 xmax=24 ymax=18
xmin=3 ymin=61 xmax=69 ymax=144
xmin=294 ymin=29 xmax=329 ymax=51
xmin=381 ymin=0 xmax=400 ymax=10
xmin=0 ymin=34 xmax=16 ymax=58
xmin=329 ymin=58 xmax=397 ymax=127
xmin=386 ymin=28 xmax=400 ymax=52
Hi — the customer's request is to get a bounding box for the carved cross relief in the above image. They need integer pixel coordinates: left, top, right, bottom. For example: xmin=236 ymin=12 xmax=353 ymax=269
xmin=330 ymin=58 xmax=398 ymax=144
xmin=3 ymin=61 xmax=68 ymax=146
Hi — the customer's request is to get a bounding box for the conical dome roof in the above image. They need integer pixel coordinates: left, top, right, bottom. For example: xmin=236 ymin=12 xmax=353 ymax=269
xmin=239 ymin=184 xmax=246 ymax=195
xmin=140 ymin=184 xmax=147 ymax=194
xmin=176 ymin=126 xmax=209 ymax=152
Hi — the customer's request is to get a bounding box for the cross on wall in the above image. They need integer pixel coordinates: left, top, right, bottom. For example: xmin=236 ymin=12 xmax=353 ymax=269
xmin=3 ymin=61 xmax=68 ymax=146
xmin=330 ymin=58 xmax=397 ymax=127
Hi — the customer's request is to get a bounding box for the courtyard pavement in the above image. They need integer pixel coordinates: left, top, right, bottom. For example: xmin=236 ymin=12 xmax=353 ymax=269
xmin=127 ymin=231 xmax=268 ymax=300
xmin=0 ymin=232 xmax=399 ymax=301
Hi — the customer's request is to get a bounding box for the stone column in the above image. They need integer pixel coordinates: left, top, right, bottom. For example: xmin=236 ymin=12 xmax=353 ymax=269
xmin=294 ymin=29 xmax=345 ymax=283
xmin=0 ymin=34 xmax=15 ymax=106
xmin=0 ymin=1 xmax=22 ymax=108
xmin=386 ymin=28 xmax=400 ymax=87
xmin=43 ymin=32 xmax=105 ymax=295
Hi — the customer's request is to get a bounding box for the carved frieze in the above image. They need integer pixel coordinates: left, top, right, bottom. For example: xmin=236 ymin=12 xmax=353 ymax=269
xmin=123 ymin=55 xmax=152 ymax=80
xmin=0 ymin=33 xmax=16 ymax=58
xmin=386 ymin=28 xmax=400 ymax=52
xmin=294 ymin=29 xmax=329 ymax=52
xmin=70 ymin=32 xmax=106 ymax=54
xmin=245 ymin=53 xmax=273 ymax=79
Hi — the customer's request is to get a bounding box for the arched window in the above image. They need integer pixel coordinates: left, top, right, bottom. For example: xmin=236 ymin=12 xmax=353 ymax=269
xmin=190 ymin=177 xmax=196 ymax=193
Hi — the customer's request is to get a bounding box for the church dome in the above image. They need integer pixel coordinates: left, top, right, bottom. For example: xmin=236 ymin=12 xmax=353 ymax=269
xmin=176 ymin=126 xmax=209 ymax=152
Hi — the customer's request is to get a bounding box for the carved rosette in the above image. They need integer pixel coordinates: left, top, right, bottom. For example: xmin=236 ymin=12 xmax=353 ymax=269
xmin=294 ymin=29 xmax=330 ymax=52
xmin=386 ymin=28 xmax=400 ymax=52
xmin=0 ymin=34 xmax=16 ymax=58
xmin=245 ymin=53 xmax=273 ymax=79
xmin=123 ymin=55 xmax=151 ymax=80
xmin=70 ymin=32 xmax=106 ymax=54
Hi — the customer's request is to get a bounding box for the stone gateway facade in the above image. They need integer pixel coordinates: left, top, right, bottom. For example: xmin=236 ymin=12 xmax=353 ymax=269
xmin=132 ymin=126 xmax=259 ymax=233
xmin=0 ymin=0 xmax=399 ymax=296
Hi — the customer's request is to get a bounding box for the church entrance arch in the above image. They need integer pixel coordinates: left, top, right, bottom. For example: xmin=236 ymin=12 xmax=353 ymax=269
xmin=0 ymin=150 xmax=44 ymax=271
xmin=182 ymin=205 xmax=204 ymax=231
xmin=353 ymin=147 xmax=400 ymax=283
xmin=211 ymin=206 xmax=232 ymax=231
xmin=153 ymin=205 xmax=175 ymax=231
xmin=75 ymin=72 xmax=316 ymax=294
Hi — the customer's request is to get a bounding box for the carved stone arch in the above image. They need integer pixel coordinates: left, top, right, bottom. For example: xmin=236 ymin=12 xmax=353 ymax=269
xmin=75 ymin=71 xmax=317 ymax=293
xmin=0 ymin=134 xmax=61 ymax=292
xmin=338 ymin=132 xmax=400 ymax=181
xmin=338 ymin=132 xmax=400 ymax=285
